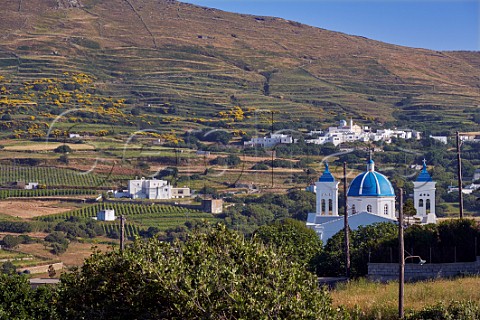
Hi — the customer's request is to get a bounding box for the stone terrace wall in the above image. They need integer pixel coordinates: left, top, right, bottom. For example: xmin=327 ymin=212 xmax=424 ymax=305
xmin=17 ymin=262 xmax=63 ymax=275
xmin=368 ymin=257 xmax=480 ymax=282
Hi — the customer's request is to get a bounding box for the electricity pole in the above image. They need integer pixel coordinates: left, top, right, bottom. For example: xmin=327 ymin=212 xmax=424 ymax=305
xmin=120 ymin=215 xmax=125 ymax=252
xmin=343 ymin=162 xmax=350 ymax=278
xmin=456 ymin=131 xmax=464 ymax=219
xmin=398 ymin=188 xmax=405 ymax=319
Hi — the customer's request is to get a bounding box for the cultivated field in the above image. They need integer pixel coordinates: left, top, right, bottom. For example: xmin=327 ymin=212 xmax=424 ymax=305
xmin=18 ymin=241 xmax=113 ymax=267
xmin=0 ymin=200 xmax=82 ymax=219
xmin=2 ymin=142 xmax=95 ymax=151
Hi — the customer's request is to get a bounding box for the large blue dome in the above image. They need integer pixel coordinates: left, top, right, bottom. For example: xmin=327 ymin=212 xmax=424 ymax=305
xmin=347 ymin=160 xmax=395 ymax=197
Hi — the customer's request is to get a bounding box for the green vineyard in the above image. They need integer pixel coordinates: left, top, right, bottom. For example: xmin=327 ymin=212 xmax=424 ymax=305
xmin=0 ymin=188 xmax=97 ymax=199
xmin=100 ymin=223 xmax=141 ymax=239
xmin=38 ymin=203 xmax=219 ymax=236
xmin=0 ymin=165 xmax=110 ymax=187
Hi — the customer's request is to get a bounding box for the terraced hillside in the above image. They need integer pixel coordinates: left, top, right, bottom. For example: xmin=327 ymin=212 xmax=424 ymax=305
xmin=0 ymin=0 xmax=479 ymax=131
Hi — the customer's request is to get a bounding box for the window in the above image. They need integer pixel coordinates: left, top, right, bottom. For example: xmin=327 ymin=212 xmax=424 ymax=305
xmin=419 ymin=199 xmax=424 ymax=207
xmin=321 ymin=199 xmax=326 ymax=214
xmin=426 ymin=199 xmax=431 ymax=214
xmin=367 ymin=205 xmax=372 ymax=213
xmin=384 ymin=204 xmax=389 ymax=215
xmin=351 ymin=205 xmax=356 ymax=214
xmin=328 ymin=199 xmax=333 ymax=215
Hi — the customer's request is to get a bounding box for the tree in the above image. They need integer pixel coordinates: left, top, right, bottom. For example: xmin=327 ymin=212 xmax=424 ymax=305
xmin=317 ymin=222 xmax=398 ymax=277
xmin=58 ymin=224 xmax=335 ymax=319
xmin=255 ymin=218 xmax=323 ymax=269
xmin=2 ymin=235 xmax=21 ymax=249
xmin=48 ymin=265 xmax=56 ymax=278
xmin=403 ymin=198 xmax=417 ymax=218
xmin=1 ymin=261 xmax=16 ymax=275
xmin=45 ymin=232 xmax=69 ymax=255
xmin=58 ymin=154 xmax=69 ymax=164
xmin=0 ymin=274 xmax=58 ymax=319
xmin=54 ymin=145 xmax=72 ymax=154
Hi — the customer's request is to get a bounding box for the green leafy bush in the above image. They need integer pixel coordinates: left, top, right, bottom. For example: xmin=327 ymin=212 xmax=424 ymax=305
xmin=58 ymin=224 xmax=335 ymax=319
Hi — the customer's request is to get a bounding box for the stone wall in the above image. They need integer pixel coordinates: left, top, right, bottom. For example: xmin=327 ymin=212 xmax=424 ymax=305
xmin=368 ymin=257 xmax=480 ymax=282
xmin=17 ymin=262 xmax=63 ymax=275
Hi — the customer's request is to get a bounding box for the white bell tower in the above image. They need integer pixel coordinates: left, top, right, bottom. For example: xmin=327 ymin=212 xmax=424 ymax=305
xmin=413 ymin=160 xmax=437 ymax=224
xmin=315 ymin=163 xmax=339 ymax=216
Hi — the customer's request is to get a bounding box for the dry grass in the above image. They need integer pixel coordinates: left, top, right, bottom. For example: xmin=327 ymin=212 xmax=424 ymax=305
xmin=3 ymin=142 xmax=94 ymax=151
xmin=332 ymin=277 xmax=480 ymax=313
xmin=18 ymin=241 xmax=114 ymax=268
xmin=0 ymin=200 xmax=80 ymax=219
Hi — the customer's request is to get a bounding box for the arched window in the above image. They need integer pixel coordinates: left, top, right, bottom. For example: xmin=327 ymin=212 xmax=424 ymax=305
xmin=321 ymin=199 xmax=326 ymax=215
xmin=351 ymin=205 xmax=356 ymax=215
xmin=328 ymin=199 xmax=333 ymax=215
xmin=367 ymin=205 xmax=372 ymax=213
xmin=384 ymin=204 xmax=389 ymax=215
xmin=419 ymin=199 xmax=424 ymax=207
xmin=426 ymin=199 xmax=431 ymax=214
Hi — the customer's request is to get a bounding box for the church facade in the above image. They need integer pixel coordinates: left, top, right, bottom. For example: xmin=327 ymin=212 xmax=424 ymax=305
xmin=306 ymin=159 xmax=437 ymax=243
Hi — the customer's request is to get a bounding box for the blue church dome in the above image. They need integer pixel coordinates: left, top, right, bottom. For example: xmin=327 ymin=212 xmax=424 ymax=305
xmin=347 ymin=160 xmax=395 ymax=197
xmin=319 ymin=162 xmax=335 ymax=182
xmin=416 ymin=160 xmax=433 ymax=182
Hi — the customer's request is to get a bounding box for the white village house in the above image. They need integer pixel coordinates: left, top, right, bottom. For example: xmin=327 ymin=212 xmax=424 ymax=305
xmin=244 ymin=133 xmax=294 ymax=148
xmin=127 ymin=178 xmax=191 ymax=200
xmin=306 ymin=159 xmax=437 ymax=243
xmin=305 ymin=119 xmax=421 ymax=146
xmin=97 ymin=209 xmax=115 ymax=221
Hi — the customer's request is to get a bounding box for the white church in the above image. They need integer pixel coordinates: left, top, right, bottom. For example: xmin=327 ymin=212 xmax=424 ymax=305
xmin=306 ymin=159 xmax=436 ymax=242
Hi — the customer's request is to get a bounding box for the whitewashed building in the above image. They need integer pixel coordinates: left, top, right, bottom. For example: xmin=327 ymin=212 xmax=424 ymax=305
xmin=244 ymin=133 xmax=294 ymax=148
xmin=97 ymin=209 xmax=115 ymax=221
xmin=305 ymin=119 xmax=421 ymax=146
xmin=429 ymin=135 xmax=448 ymax=144
xmin=25 ymin=182 xmax=39 ymax=190
xmin=127 ymin=178 xmax=191 ymax=200
xmin=128 ymin=178 xmax=172 ymax=200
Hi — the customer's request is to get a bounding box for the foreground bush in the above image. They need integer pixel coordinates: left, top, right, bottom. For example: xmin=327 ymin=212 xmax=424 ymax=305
xmin=57 ymin=224 xmax=334 ymax=319
xmin=0 ymin=274 xmax=57 ymax=319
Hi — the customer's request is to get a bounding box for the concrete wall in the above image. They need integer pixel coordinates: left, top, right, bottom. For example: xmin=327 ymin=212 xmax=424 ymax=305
xmin=368 ymin=257 xmax=480 ymax=282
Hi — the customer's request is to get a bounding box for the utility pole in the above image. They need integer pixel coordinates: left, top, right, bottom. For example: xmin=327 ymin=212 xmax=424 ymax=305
xmin=343 ymin=162 xmax=350 ymax=279
xmin=271 ymin=111 xmax=274 ymax=188
xmin=456 ymin=131 xmax=464 ymax=219
xmin=120 ymin=215 xmax=125 ymax=252
xmin=398 ymin=188 xmax=405 ymax=319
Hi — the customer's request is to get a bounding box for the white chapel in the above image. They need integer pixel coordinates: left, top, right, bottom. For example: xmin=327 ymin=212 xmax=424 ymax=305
xmin=306 ymin=158 xmax=437 ymax=243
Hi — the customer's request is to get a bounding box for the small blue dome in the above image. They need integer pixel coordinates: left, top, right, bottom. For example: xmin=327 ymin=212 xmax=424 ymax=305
xmin=416 ymin=160 xmax=433 ymax=182
xmin=319 ymin=162 xmax=335 ymax=182
xmin=347 ymin=160 xmax=395 ymax=197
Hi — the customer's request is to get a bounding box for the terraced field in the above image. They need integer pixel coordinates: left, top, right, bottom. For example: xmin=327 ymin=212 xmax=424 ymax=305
xmin=0 ymin=0 xmax=478 ymax=135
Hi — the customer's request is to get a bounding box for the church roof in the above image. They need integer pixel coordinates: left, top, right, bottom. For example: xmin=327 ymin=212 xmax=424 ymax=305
xmin=318 ymin=162 xmax=335 ymax=182
xmin=416 ymin=160 xmax=433 ymax=182
xmin=347 ymin=160 xmax=395 ymax=197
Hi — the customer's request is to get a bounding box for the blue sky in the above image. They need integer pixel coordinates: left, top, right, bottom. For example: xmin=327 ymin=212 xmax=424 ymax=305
xmin=180 ymin=0 xmax=479 ymax=51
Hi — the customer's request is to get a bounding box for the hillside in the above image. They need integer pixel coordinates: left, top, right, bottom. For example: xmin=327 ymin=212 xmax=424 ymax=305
xmin=0 ymin=0 xmax=479 ymax=132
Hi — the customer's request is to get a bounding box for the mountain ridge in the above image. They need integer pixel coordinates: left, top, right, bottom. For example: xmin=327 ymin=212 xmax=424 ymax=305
xmin=0 ymin=0 xmax=479 ymax=131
